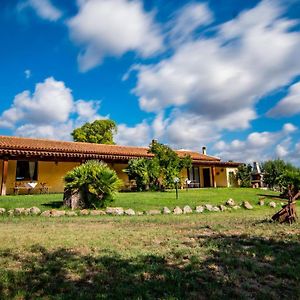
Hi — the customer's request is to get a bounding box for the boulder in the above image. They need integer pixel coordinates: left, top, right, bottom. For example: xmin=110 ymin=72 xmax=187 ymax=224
xmin=51 ymin=210 xmax=66 ymax=217
xmin=106 ymin=207 xmax=124 ymax=215
xmin=162 ymin=207 xmax=171 ymax=214
xmin=183 ymin=205 xmax=193 ymax=214
xmin=0 ymin=208 xmax=6 ymax=215
xmin=66 ymin=211 xmax=77 ymax=217
xmin=173 ymin=206 xmax=183 ymax=215
xmin=124 ymin=209 xmax=135 ymax=216
xmin=136 ymin=211 xmax=144 ymax=216
xmin=146 ymin=209 xmax=161 ymax=215
xmin=242 ymin=201 xmax=253 ymax=210
xmin=204 ymin=204 xmax=213 ymax=211
xmin=8 ymin=210 xmax=14 ymax=216
xmin=269 ymin=201 xmax=277 ymax=208
xmin=29 ymin=207 xmax=41 ymax=215
xmin=80 ymin=209 xmax=90 ymax=216
xmin=23 ymin=208 xmax=31 ymax=215
xmin=40 ymin=210 xmax=51 ymax=217
xmin=219 ymin=205 xmax=227 ymax=212
xmin=90 ymin=210 xmax=106 ymax=216
xmin=258 ymin=199 xmax=265 ymax=206
xmin=63 ymin=188 xmax=85 ymax=210
xmin=14 ymin=208 xmax=25 ymax=216
xmin=212 ymin=206 xmax=220 ymax=212
xmin=195 ymin=206 xmax=204 ymax=213
xmin=226 ymin=198 xmax=235 ymax=207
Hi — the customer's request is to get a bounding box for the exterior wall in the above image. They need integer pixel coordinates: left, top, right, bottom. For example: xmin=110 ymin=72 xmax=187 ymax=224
xmin=38 ymin=161 xmax=80 ymax=193
xmin=215 ymin=167 xmax=228 ymax=187
xmin=107 ymin=163 xmax=129 ymax=187
xmin=226 ymin=168 xmax=238 ymax=187
xmin=0 ymin=160 xmax=3 ymax=192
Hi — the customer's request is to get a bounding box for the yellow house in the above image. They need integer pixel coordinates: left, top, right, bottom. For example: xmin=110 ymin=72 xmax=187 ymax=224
xmin=0 ymin=136 xmax=240 ymax=195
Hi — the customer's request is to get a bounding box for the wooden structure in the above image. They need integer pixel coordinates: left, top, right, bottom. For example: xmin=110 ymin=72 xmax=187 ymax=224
xmin=272 ymin=186 xmax=299 ymax=224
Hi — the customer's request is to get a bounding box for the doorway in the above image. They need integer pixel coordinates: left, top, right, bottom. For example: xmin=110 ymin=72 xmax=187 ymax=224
xmin=203 ymin=168 xmax=211 ymax=187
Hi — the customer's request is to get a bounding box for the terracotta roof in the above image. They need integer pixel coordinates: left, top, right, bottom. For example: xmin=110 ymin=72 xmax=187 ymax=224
xmin=0 ymin=135 xmax=226 ymax=163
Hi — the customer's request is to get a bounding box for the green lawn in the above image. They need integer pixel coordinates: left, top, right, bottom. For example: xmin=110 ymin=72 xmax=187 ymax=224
xmin=0 ymin=188 xmax=281 ymax=211
xmin=0 ymin=188 xmax=299 ymax=299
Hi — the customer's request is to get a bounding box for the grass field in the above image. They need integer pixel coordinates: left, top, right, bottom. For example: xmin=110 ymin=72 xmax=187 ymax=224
xmin=0 ymin=188 xmax=299 ymax=299
xmin=0 ymin=187 xmax=281 ymax=211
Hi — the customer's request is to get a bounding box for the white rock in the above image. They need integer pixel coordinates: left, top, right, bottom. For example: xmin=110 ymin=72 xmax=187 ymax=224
xmin=146 ymin=209 xmax=161 ymax=215
xmin=124 ymin=209 xmax=135 ymax=216
xmin=195 ymin=206 xmax=204 ymax=213
xmin=30 ymin=207 xmax=41 ymax=215
xmin=173 ymin=206 xmax=183 ymax=215
xmin=106 ymin=207 xmax=124 ymax=215
xmin=226 ymin=198 xmax=235 ymax=207
xmin=162 ymin=207 xmax=171 ymax=214
xmin=242 ymin=201 xmax=253 ymax=210
xmin=183 ymin=205 xmax=193 ymax=214
xmin=204 ymin=204 xmax=213 ymax=211
xmin=269 ymin=202 xmax=277 ymax=208
xmin=0 ymin=208 xmax=6 ymax=215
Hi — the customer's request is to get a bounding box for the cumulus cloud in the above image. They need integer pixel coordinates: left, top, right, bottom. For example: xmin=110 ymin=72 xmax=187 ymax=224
xmin=115 ymin=121 xmax=151 ymax=146
xmin=68 ymin=0 xmax=163 ymax=71
xmin=0 ymin=77 xmax=103 ymax=140
xmin=19 ymin=0 xmax=63 ymax=21
xmin=167 ymin=2 xmax=213 ymax=46
xmin=267 ymin=82 xmax=300 ymax=117
xmin=213 ymin=123 xmax=298 ymax=163
xmin=133 ymin=0 xmax=300 ymax=131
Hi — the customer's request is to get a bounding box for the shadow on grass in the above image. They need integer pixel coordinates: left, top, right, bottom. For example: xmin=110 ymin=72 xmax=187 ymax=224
xmin=257 ymin=194 xmax=286 ymax=201
xmin=42 ymin=201 xmax=64 ymax=209
xmin=0 ymin=234 xmax=300 ymax=299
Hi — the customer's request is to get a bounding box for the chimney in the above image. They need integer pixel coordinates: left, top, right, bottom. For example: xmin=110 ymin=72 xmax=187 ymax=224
xmin=202 ymin=146 xmax=207 ymax=155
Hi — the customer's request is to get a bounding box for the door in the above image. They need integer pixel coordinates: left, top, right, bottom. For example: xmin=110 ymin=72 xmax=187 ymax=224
xmin=187 ymin=167 xmax=200 ymax=188
xmin=203 ymin=168 xmax=211 ymax=187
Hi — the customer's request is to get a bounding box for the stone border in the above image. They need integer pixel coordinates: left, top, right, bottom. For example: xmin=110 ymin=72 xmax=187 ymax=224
xmin=0 ymin=199 xmax=279 ymax=217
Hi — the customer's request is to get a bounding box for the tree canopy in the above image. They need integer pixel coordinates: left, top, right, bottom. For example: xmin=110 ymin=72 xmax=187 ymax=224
xmin=71 ymin=119 xmax=117 ymax=144
xmin=125 ymin=141 xmax=192 ymax=191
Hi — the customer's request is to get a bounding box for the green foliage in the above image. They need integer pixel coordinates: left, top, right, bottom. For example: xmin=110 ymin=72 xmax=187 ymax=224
xmin=236 ymin=164 xmax=252 ymax=187
xmin=71 ymin=119 xmax=117 ymax=144
xmin=64 ymin=160 xmax=122 ymax=208
xmin=279 ymin=169 xmax=300 ymax=195
xmin=125 ymin=141 xmax=192 ymax=191
xmin=262 ymin=159 xmax=297 ymax=189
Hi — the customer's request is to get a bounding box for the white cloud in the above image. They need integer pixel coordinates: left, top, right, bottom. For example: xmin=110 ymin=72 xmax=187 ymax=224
xmin=168 ymin=2 xmax=213 ymax=46
xmin=0 ymin=77 xmax=104 ymax=140
xmin=24 ymin=69 xmax=31 ymax=79
xmin=68 ymin=0 xmax=163 ymax=71
xmin=19 ymin=0 xmax=63 ymax=21
xmin=213 ymin=123 xmax=298 ymax=163
xmin=115 ymin=121 xmax=151 ymax=146
xmin=133 ymin=0 xmax=300 ymax=131
xmin=267 ymin=82 xmax=300 ymax=117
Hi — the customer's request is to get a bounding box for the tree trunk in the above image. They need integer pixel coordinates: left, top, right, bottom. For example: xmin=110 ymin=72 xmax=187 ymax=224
xmin=63 ymin=188 xmax=85 ymax=210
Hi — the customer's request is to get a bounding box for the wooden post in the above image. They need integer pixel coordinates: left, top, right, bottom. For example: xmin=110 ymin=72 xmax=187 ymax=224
xmin=211 ymin=166 xmax=216 ymax=188
xmin=1 ymin=159 xmax=8 ymax=196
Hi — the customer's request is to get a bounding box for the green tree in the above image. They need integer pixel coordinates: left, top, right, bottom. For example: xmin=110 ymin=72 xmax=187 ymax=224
xmin=236 ymin=164 xmax=252 ymax=187
xmin=64 ymin=160 xmax=122 ymax=208
xmin=149 ymin=141 xmax=192 ymax=189
xmin=71 ymin=119 xmax=117 ymax=144
xmin=125 ymin=141 xmax=192 ymax=191
xmin=262 ymin=159 xmax=296 ymax=190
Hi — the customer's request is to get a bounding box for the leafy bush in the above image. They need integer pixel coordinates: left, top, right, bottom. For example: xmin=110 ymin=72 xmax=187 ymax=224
xmin=235 ymin=164 xmax=252 ymax=187
xmin=64 ymin=160 xmax=122 ymax=208
xmin=125 ymin=141 xmax=192 ymax=191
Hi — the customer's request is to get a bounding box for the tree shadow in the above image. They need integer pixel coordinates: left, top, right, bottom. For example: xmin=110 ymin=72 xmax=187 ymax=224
xmin=42 ymin=201 xmax=64 ymax=209
xmin=0 ymin=234 xmax=300 ymax=299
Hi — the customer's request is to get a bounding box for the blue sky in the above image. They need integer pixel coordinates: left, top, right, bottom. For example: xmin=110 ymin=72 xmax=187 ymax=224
xmin=0 ymin=0 xmax=300 ymax=164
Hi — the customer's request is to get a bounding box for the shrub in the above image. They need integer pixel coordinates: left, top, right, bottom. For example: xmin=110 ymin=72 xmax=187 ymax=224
xmin=64 ymin=160 xmax=122 ymax=208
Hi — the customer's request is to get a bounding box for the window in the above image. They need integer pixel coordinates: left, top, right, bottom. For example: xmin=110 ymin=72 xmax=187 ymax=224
xmin=16 ymin=161 xmax=38 ymax=181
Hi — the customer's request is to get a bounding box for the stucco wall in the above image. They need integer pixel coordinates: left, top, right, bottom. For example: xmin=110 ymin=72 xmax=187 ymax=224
xmin=215 ymin=167 xmax=228 ymax=187
xmin=0 ymin=160 xmax=3 ymax=192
